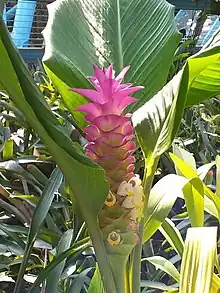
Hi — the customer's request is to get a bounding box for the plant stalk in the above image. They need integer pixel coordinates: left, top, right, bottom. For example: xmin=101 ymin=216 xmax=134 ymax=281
xmin=130 ymin=157 xmax=159 ymax=293
xmin=90 ymin=222 xmax=118 ymax=293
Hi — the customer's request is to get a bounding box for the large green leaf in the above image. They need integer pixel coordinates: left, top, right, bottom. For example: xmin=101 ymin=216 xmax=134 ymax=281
xmin=43 ymin=0 xmax=181 ymax=126
xmin=179 ymin=227 xmax=217 ymax=293
xmin=0 ymin=17 xmax=117 ymax=293
xmin=143 ymin=174 xmax=182 ymax=244
xmin=132 ymin=45 xmax=220 ymax=166
xmin=185 ymin=47 xmax=220 ymax=107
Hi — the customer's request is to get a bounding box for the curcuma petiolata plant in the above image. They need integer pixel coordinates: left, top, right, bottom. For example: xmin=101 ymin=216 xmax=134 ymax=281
xmin=0 ymin=0 xmax=220 ymax=292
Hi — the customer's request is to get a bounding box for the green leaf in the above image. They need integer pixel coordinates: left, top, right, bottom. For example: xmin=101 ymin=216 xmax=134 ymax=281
xmin=3 ymin=139 xmax=13 ymax=160
xmin=197 ymin=162 xmax=215 ymax=181
xmin=43 ymin=0 xmax=181 ymax=126
xmin=142 ymin=256 xmax=180 ymax=282
xmin=182 ymin=177 xmax=204 ymax=227
xmin=132 ymin=45 xmax=220 ymax=166
xmin=13 ymin=167 xmax=63 ymax=293
xmin=132 ymin=69 xmax=188 ymax=165
xmin=143 ymin=174 xmax=181 ymax=244
xmin=140 ymin=280 xmax=177 ymax=291
xmin=159 ymin=218 xmax=184 ymax=256
xmin=179 ymin=227 xmax=217 ymax=293
xmin=216 ymin=155 xmax=220 ymax=197
xmin=28 ymin=239 xmax=89 ymax=293
xmin=185 ymin=47 xmax=220 ymax=107
xmin=0 ymin=18 xmax=116 ymax=293
xmin=45 ymin=229 xmax=73 ymax=293
xmin=170 ymin=153 xmax=220 ymax=220
xmin=212 ymin=274 xmax=220 ymax=293
xmin=88 ymin=266 xmax=104 ymax=293
xmin=172 ymin=144 xmax=196 ymax=175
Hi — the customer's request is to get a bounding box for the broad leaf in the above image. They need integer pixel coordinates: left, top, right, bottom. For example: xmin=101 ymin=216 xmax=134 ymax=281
xmin=132 ymin=45 xmax=220 ymax=167
xmin=0 ymin=17 xmax=117 ymax=293
xmin=43 ymin=0 xmax=181 ymax=126
xmin=185 ymin=47 xmax=220 ymax=107
xmin=179 ymin=227 xmax=217 ymax=293
xmin=143 ymin=174 xmax=183 ymax=243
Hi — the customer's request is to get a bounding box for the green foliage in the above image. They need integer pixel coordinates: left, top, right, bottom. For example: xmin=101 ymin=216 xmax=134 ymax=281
xmin=42 ymin=0 xmax=181 ymax=127
xmin=132 ymin=45 xmax=220 ymax=167
xmin=0 ymin=16 xmax=117 ymax=293
xmin=0 ymin=2 xmax=220 ymax=293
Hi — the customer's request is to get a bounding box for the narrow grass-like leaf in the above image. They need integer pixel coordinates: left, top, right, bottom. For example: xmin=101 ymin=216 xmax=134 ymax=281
xmin=0 ymin=224 xmax=25 ymax=251
xmin=179 ymin=227 xmax=217 ymax=293
xmin=170 ymin=153 xmax=220 ymax=220
xmin=159 ymin=218 xmax=184 ymax=256
xmin=28 ymin=239 xmax=89 ymax=293
xmin=216 ymin=155 xmax=220 ymax=196
xmin=13 ymin=167 xmax=63 ymax=293
xmin=140 ymin=280 xmax=177 ymax=291
xmin=45 ymin=229 xmax=73 ymax=293
xmin=182 ymin=177 xmax=204 ymax=227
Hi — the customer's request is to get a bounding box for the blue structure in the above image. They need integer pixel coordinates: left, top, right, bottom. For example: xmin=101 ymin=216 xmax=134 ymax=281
xmin=11 ymin=0 xmax=37 ymax=47
xmin=2 ymin=0 xmax=220 ymax=62
xmin=201 ymin=17 xmax=220 ymax=45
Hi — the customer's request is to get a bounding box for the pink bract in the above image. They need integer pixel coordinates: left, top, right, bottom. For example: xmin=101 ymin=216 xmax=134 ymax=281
xmin=70 ymin=65 xmax=143 ymax=191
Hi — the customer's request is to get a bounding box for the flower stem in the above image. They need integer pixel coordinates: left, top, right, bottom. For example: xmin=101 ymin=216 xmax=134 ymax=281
xmin=130 ymin=157 xmax=159 ymax=293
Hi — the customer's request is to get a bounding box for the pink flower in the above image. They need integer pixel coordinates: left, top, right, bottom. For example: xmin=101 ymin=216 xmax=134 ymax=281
xmin=70 ymin=65 xmax=143 ymax=192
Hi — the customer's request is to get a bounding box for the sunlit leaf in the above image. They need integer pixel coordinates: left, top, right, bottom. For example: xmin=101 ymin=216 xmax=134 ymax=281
xmin=133 ymin=46 xmax=220 ymax=167
xmin=170 ymin=153 xmax=220 ymax=220
xmin=179 ymin=227 xmax=217 ymax=293
xmin=182 ymin=177 xmax=204 ymax=227
xmin=216 ymin=155 xmax=220 ymax=197
xmin=143 ymin=174 xmax=181 ymax=243
xmin=172 ymin=144 xmax=196 ymax=175
xmin=159 ymin=218 xmax=184 ymax=256
xmin=43 ymin=0 xmax=181 ymax=127
xmin=142 ymin=256 xmax=180 ymax=282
